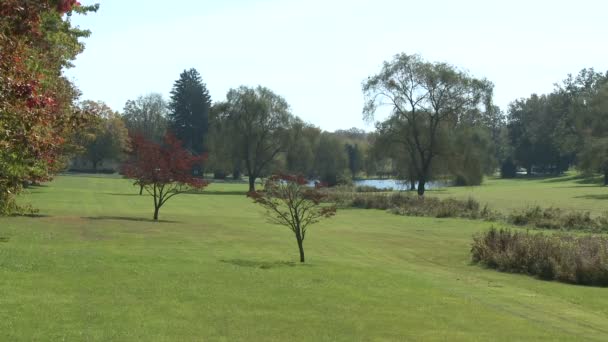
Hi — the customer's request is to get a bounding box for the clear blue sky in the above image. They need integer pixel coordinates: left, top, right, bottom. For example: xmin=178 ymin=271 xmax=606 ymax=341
xmin=66 ymin=0 xmax=608 ymax=131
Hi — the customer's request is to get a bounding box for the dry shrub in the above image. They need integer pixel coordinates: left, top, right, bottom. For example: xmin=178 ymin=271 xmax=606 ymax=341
xmin=472 ymin=227 xmax=608 ymax=286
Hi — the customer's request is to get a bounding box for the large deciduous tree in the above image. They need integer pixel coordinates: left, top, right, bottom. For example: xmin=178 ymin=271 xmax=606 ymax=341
xmin=168 ymin=69 xmax=211 ymax=156
xmin=0 ymin=0 xmax=98 ymax=214
xmin=123 ymin=93 xmax=168 ymax=143
xmin=248 ymin=174 xmax=336 ymax=262
xmin=77 ymin=101 xmax=129 ymax=171
xmin=220 ymin=86 xmax=292 ymax=192
xmin=122 ymin=134 xmax=209 ymax=220
xmin=363 ymin=53 xmax=493 ymax=196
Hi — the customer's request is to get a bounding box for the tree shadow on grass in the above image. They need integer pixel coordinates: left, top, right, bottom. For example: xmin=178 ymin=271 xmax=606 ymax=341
xmin=574 ymin=194 xmax=608 ymax=201
xmin=84 ymin=216 xmax=179 ymax=223
xmin=185 ymin=190 xmax=248 ymax=196
xmin=219 ymin=259 xmax=310 ymax=269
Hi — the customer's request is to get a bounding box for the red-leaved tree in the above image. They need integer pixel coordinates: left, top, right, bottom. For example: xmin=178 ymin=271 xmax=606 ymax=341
xmin=122 ymin=134 xmax=209 ymax=220
xmin=248 ymin=174 xmax=337 ymax=262
xmin=0 ymin=0 xmax=98 ymax=214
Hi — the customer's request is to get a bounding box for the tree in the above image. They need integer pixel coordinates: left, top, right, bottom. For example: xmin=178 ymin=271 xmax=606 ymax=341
xmin=76 ymin=101 xmax=129 ymax=171
xmin=345 ymin=143 xmax=364 ymax=178
xmin=123 ymin=93 xmax=168 ymax=143
xmin=577 ymin=81 xmax=608 ymax=185
xmin=314 ymin=133 xmax=349 ymax=186
xmin=168 ymin=69 xmax=211 ymax=156
xmin=285 ymin=119 xmax=321 ymax=178
xmin=0 ymin=0 xmax=98 ymax=214
xmin=122 ymin=134 xmax=209 ymax=220
xmin=363 ymin=53 xmax=493 ymax=196
xmin=220 ymin=86 xmax=292 ymax=192
xmin=248 ymin=174 xmax=337 ymax=262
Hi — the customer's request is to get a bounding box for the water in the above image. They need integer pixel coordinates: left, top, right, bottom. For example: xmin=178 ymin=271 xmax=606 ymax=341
xmin=309 ymin=179 xmax=447 ymax=190
xmin=353 ymin=179 xmax=446 ymax=190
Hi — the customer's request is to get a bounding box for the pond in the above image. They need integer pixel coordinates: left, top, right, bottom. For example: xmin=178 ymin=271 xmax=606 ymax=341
xmin=353 ymin=179 xmax=447 ymax=190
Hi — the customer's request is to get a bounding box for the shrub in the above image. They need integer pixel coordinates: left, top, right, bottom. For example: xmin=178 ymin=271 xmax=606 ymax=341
xmin=471 ymin=227 xmax=608 ymax=286
xmin=508 ymin=206 xmax=608 ymax=232
xmin=500 ymin=158 xmax=517 ymax=179
xmin=355 ymin=185 xmax=391 ymax=193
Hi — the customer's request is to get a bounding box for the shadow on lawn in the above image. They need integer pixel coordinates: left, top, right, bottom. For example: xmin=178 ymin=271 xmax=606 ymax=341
xmin=574 ymin=194 xmax=608 ymax=201
xmin=185 ymin=190 xmax=248 ymax=196
xmin=220 ymin=259 xmax=309 ymax=269
xmin=85 ymin=216 xmax=179 ymax=223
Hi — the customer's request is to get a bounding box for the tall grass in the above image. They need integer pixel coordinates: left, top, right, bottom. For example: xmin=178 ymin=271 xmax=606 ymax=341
xmin=325 ymin=188 xmax=608 ymax=232
xmin=471 ymin=227 xmax=608 ymax=286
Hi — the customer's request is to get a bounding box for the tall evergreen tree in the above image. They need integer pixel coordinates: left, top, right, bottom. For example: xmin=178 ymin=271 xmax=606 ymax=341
xmin=168 ymin=69 xmax=211 ymax=155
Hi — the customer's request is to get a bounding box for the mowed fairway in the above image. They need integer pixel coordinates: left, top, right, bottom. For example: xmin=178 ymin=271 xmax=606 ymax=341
xmin=1 ymin=175 xmax=608 ymax=341
xmin=431 ymin=173 xmax=608 ymax=215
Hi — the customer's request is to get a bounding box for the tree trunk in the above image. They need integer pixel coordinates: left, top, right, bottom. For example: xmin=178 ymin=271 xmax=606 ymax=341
xmin=139 ymin=184 xmax=144 ymax=195
xmin=296 ymin=237 xmax=305 ymax=263
xmin=92 ymin=160 xmax=98 ymax=172
xmin=526 ymin=166 xmax=532 ymax=176
xmin=248 ymin=176 xmax=256 ymax=193
xmin=153 ymin=205 xmax=160 ymax=221
xmin=409 ymin=179 xmax=416 ymax=191
xmin=604 ymin=169 xmax=608 ymax=186
xmin=417 ymin=179 xmax=426 ymax=197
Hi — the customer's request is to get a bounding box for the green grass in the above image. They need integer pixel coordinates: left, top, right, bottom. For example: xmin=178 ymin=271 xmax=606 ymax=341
xmin=1 ymin=175 xmax=608 ymax=341
xmin=431 ymin=173 xmax=608 ymax=215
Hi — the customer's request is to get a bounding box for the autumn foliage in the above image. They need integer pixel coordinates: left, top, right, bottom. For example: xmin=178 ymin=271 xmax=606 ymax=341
xmin=0 ymin=0 xmax=97 ymax=214
xmin=122 ymin=134 xmax=209 ymax=220
xmin=248 ymin=174 xmax=336 ymax=262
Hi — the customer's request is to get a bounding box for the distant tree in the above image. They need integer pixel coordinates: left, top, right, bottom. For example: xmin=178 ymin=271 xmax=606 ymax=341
xmin=314 ymin=133 xmax=349 ymax=186
xmin=345 ymin=144 xmax=364 ymax=178
xmin=577 ymin=82 xmax=608 ymax=185
xmin=219 ymin=86 xmax=292 ymax=192
xmin=363 ymin=53 xmax=493 ymax=196
xmin=248 ymin=174 xmax=336 ymax=262
xmin=123 ymin=93 xmax=168 ymax=142
xmin=122 ymin=134 xmax=209 ymax=220
xmin=77 ymin=101 xmax=129 ymax=171
xmin=285 ymin=119 xmax=321 ymax=178
xmin=168 ymin=69 xmax=211 ymax=156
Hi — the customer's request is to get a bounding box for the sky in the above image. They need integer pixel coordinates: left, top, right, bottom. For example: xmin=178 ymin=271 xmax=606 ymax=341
xmin=66 ymin=0 xmax=608 ymax=131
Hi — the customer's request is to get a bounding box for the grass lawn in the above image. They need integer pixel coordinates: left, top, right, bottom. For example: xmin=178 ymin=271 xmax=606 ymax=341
xmin=1 ymin=175 xmax=608 ymax=341
xmin=431 ymin=173 xmax=608 ymax=215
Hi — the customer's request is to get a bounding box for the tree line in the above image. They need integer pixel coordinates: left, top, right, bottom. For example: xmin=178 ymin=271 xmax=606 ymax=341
xmin=74 ymin=57 xmax=608 ymax=197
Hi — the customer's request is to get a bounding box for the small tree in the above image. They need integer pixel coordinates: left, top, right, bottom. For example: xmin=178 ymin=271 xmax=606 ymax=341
xmin=248 ymin=175 xmax=337 ymax=262
xmin=123 ymin=133 xmax=209 ymax=220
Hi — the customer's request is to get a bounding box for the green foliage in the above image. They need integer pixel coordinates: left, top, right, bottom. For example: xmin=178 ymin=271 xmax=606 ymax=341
xmin=77 ymin=101 xmax=130 ymax=170
xmin=216 ymin=86 xmax=293 ymax=191
xmin=500 ymin=158 xmax=517 ymax=178
xmin=314 ymin=133 xmax=349 ymax=186
xmin=122 ymin=93 xmax=168 ymax=143
xmin=472 ymin=227 xmax=608 ymax=286
xmin=168 ymin=69 xmax=211 ymax=155
xmin=363 ymin=53 xmax=494 ymax=195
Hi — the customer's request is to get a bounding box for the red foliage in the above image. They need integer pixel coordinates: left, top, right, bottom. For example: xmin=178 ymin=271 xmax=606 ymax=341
xmin=123 ymin=134 xmax=209 ymax=188
xmin=1 ymin=0 xmax=94 ymax=192
xmin=56 ymin=0 xmax=81 ymax=13
xmin=122 ymin=133 xmax=209 ymax=220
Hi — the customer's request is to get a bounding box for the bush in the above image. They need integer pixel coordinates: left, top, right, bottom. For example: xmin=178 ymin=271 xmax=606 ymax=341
xmin=472 ymin=227 xmax=608 ymax=286
xmin=501 ymin=159 xmax=517 ymax=179
xmin=327 ymin=189 xmax=500 ymax=220
xmin=508 ymin=206 xmax=608 ymax=232
xmin=355 ymin=185 xmax=393 ymax=193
